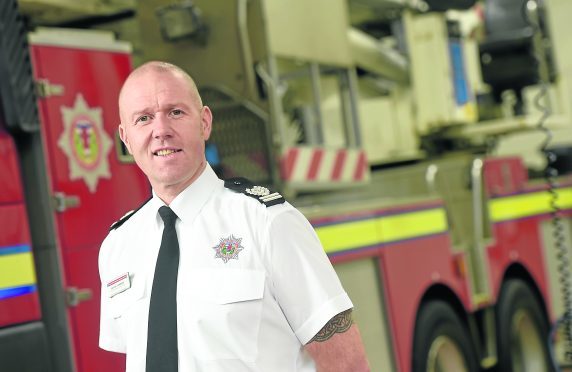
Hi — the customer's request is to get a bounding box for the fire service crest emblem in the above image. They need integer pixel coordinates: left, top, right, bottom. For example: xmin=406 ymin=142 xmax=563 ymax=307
xmin=213 ymin=235 xmax=244 ymax=263
xmin=58 ymin=93 xmax=112 ymax=193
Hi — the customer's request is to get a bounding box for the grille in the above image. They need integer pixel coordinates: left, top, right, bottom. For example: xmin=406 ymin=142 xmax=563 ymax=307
xmin=201 ymin=87 xmax=272 ymax=185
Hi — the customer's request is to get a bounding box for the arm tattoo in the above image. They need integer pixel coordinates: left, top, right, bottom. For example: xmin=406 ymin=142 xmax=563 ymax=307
xmin=309 ymin=309 xmax=353 ymax=343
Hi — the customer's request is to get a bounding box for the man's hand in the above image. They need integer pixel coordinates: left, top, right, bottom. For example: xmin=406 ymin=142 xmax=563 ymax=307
xmin=305 ymin=309 xmax=370 ymax=372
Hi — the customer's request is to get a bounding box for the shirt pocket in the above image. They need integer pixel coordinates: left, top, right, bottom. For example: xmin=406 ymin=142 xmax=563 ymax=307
xmin=107 ymin=273 xmax=146 ymax=319
xmin=182 ymin=268 xmax=265 ymax=362
xmin=107 ymin=272 xmax=149 ymax=361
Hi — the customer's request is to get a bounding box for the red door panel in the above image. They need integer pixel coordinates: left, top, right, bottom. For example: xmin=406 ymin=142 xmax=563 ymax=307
xmin=29 ymin=31 xmax=148 ymax=372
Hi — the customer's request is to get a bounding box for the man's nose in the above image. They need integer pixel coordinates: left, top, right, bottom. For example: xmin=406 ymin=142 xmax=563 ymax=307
xmin=153 ymin=114 xmax=173 ymax=139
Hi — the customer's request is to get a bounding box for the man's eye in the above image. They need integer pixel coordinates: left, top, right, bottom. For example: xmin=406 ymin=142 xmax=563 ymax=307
xmin=171 ymin=109 xmax=183 ymax=117
xmin=136 ymin=115 xmax=150 ymax=124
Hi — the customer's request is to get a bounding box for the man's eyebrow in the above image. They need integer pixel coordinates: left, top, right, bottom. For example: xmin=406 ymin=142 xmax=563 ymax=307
xmin=166 ymin=102 xmax=192 ymax=110
xmin=130 ymin=109 xmax=151 ymax=121
xmin=129 ymin=110 xmax=147 ymax=121
xmin=128 ymin=102 xmax=193 ymax=120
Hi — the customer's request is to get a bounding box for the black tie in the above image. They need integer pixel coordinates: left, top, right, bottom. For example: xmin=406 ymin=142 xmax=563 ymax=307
xmin=146 ymin=206 xmax=179 ymax=372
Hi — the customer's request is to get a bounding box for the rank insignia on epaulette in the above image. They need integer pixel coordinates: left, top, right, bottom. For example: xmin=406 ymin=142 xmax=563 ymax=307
xmin=245 ymin=186 xmax=284 ymax=204
xmin=224 ymin=178 xmax=285 ymax=207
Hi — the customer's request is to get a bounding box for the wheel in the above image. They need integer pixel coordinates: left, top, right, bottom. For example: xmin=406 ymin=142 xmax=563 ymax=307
xmin=413 ymin=300 xmax=479 ymax=372
xmin=495 ymin=279 xmax=553 ymax=372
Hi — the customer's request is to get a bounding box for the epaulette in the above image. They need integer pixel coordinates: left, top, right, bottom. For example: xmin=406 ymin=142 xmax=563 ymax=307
xmin=109 ymin=197 xmax=152 ymax=231
xmin=224 ymin=177 xmax=285 ymax=207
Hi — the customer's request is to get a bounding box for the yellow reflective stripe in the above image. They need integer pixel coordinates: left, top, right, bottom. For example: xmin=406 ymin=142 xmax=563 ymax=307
xmin=315 ymin=208 xmax=448 ymax=254
xmin=0 ymin=252 xmax=37 ymax=289
xmin=315 ymin=219 xmax=379 ymax=254
xmin=489 ymin=188 xmax=572 ymax=222
xmin=379 ymin=208 xmax=448 ymax=243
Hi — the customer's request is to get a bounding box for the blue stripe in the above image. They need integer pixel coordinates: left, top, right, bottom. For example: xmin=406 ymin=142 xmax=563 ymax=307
xmin=0 ymin=285 xmax=37 ymax=300
xmin=449 ymin=40 xmax=469 ymax=106
xmin=0 ymin=244 xmax=31 ymax=256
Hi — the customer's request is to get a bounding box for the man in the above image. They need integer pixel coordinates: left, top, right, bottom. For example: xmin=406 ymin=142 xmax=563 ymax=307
xmin=99 ymin=61 xmax=370 ymax=372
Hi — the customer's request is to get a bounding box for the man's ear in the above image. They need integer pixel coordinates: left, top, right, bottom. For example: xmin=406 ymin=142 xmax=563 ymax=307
xmin=118 ymin=124 xmax=133 ymax=155
xmin=201 ymin=106 xmax=213 ymax=141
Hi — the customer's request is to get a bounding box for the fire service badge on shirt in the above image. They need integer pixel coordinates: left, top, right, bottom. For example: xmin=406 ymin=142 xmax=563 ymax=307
xmin=213 ymin=235 xmax=244 ymax=263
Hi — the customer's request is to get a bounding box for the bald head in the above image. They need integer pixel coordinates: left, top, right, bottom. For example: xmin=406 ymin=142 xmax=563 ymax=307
xmin=116 ymin=60 xmax=213 ymax=202
xmin=119 ymin=61 xmax=203 ymax=116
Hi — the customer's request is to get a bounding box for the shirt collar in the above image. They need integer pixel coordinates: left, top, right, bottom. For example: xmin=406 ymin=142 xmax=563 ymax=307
xmin=149 ymin=164 xmax=222 ymax=225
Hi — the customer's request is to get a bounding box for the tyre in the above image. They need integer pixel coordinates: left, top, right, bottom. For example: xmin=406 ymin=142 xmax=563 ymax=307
xmin=495 ymin=279 xmax=553 ymax=372
xmin=413 ymin=300 xmax=479 ymax=372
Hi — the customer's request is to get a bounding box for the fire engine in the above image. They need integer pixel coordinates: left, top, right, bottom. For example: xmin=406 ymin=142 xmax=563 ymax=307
xmin=2 ymin=0 xmax=572 ymax=371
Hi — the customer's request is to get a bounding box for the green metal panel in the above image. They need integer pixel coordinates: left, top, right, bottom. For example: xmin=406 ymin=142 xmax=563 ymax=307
xmin=334 ymin=259 xmax=397 ymax=372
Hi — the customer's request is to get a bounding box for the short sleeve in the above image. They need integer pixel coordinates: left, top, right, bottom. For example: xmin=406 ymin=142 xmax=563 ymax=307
xmin=98 ymin=234 xmax=126 ymax=353
xmin=268 ymin=208 xmax=353 ymax=345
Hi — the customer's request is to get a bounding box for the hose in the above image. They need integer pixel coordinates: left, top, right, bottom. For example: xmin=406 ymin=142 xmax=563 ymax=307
xmin=521 ymin=0 xmax=572 ymax=367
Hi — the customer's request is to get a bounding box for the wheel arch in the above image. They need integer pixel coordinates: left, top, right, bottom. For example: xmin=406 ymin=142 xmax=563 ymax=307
xmin=499 ymin=262 xmax=551 ymax=326
xmin=416 ymin=283 xmax=470 ymax=328
xmin=412 ymin=283 xmax=479 ymax=371
xmin=493 ymin=262 xmax=554 ymax=371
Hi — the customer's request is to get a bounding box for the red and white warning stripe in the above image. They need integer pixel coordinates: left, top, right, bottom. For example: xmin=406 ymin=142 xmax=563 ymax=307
xmin=280 ymin=146 xmax=369 ymax=187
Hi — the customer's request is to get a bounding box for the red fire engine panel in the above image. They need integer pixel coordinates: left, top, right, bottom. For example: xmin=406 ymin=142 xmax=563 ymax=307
xmin=28 ymin=34 xmax=149 ymax=371
xmin=0 ymin=131 xmax=42 ymax=327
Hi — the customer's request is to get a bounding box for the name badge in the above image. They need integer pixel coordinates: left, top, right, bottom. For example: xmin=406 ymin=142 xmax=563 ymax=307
xmin=107 ymin=272 xmax=131 ymax=298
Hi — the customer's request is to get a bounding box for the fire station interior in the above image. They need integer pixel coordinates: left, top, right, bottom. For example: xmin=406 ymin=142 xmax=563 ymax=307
xmin=2 ymin=0 xmax=572 ymax=371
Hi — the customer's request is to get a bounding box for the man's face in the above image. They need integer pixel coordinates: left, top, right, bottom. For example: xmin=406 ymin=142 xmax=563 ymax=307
xmin=118 ymin=70 xmax=212 ymax=193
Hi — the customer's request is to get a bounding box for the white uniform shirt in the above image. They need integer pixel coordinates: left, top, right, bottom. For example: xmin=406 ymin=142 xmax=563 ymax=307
xmin=99 ymin=165 xmax=353 ymax=372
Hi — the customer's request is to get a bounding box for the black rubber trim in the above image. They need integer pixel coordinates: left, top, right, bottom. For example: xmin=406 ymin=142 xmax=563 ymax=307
xmin=0 ymin=322 xmax=52 ymax=372
xmin=0 ymin=0 xmax=39 ymax=133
